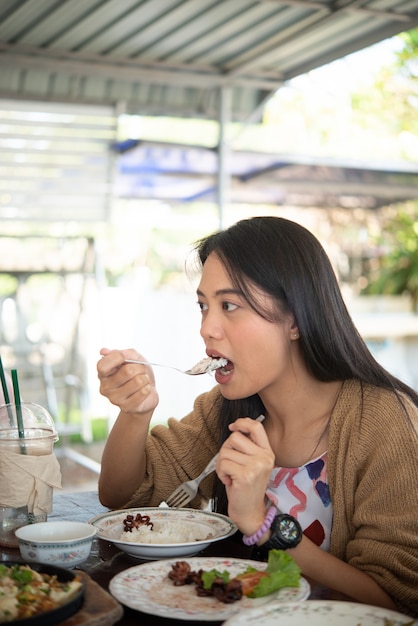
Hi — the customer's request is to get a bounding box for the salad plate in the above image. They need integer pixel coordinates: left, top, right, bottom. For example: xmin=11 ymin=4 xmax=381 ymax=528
xmin=222 ymin=600 xmax=417 ymax=626
xmin=88 ymin=507 xmax=237 ymax=559
xmin=108 ymin=556 xmax=310 ymax=621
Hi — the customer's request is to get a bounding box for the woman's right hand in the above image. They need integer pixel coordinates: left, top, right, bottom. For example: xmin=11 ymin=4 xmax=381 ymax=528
xmin=217 ymin=417 xmax=275 ymax=536
xmin=97 ymin=348 xmax=159 ymax=508
xmin=97 ymin=348 xmax=159 ymax=416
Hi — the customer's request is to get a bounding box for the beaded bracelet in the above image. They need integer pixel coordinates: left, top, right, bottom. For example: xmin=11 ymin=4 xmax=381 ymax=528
xmin=242 ymin=505 xmax=278 ymax=546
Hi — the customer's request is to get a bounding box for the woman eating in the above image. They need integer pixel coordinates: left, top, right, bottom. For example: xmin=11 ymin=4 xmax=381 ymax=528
xmin=97 ymin=216 xmax=418 ymax=617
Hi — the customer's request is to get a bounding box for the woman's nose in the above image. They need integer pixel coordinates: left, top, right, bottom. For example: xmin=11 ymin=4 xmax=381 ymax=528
xmin=200 ymin=312 xmax=223 ymax=340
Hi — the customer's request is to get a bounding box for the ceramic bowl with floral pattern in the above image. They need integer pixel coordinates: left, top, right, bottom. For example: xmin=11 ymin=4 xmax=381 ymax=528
xmin=15 ymin=520 xmax=96 ymax=568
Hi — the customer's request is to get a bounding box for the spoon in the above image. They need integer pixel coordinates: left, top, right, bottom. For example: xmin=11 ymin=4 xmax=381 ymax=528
xmin=124 ymin=356 xmax=228 ymax=376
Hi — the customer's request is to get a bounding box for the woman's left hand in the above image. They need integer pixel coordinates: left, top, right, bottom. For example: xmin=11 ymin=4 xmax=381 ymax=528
xmin=216 ymin=417 xmax=275 ymax=535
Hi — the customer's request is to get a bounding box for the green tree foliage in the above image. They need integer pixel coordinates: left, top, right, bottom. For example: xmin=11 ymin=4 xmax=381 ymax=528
xmin=363 ymin=209 xmax=418 ymax=310
xmin=390 ymin=30 xmax=418 ymax=133
xmin=356 ymin=29 xmax=418 ymax=308
xmin=397 ymin=29 xmax=418 ymax=77
xmin=351 ymin=28 xmax=418 ymax=148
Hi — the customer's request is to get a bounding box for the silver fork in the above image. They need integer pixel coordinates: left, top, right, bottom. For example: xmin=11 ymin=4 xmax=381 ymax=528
xmin=165 ymin=453 xmax=219 ymax=508
xmin=166 ymin=414 xmax=265 ymax=508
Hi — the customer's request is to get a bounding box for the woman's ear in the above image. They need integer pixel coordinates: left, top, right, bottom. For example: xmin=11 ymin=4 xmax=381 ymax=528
xmin=290 ymin=321 xmax=299 ymax=340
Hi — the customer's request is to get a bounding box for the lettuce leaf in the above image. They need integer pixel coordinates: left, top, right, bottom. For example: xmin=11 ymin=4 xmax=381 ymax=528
xmin=201 ymin=569 xmax=230 ymax=589
xmin=248 ymin=549 xmax=301 ymax=598
xmin=199 ymin=550 xmax=301 ymax=599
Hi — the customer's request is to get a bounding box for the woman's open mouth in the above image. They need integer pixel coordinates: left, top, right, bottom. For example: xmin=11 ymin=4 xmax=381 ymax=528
xmin=214 ymin=359 xmax=234 ymax=381
xmin=220 ymin=360 xmax=233 ymax=374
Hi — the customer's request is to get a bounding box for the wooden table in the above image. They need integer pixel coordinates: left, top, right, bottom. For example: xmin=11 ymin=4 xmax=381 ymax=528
xmin=1 ymin=491 xmax=352 ymax=625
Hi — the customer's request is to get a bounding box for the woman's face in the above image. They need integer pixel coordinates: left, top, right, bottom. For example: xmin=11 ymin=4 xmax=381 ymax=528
xmin=196 ymin=253 xmax=299 ymax=401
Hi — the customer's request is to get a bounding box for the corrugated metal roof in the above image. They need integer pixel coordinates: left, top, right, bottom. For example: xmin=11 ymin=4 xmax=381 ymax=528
xmin=1 ymin=0 xmax=418 ymax=120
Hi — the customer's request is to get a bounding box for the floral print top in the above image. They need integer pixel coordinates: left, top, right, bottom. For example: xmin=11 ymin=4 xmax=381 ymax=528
xmin=266 ymin=451 xmax=332 ymax=550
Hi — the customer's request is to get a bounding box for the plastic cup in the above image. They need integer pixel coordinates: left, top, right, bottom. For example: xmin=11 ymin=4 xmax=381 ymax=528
xmin=0 ymin=402 xmax=59 ymax=547
xmin=0 ymin=506 xmax=47 ymax=548
xmin=0 ymin=428 xmax=55 ymax=455
xmin=0 ymin=401 xmax=58 ymax=440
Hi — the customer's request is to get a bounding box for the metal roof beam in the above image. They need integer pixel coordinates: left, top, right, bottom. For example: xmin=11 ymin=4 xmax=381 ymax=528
xmin=0 ymin=45 xmax=284 ymax=90
xmin=256 ymin=0 xmax=411 ymax=21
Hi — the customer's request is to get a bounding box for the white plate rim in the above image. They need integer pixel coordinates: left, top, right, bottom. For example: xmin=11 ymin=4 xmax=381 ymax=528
xmin=88 ymin=507 xmax=237 ymax=547
xmin=108 ymin=556 xmax=310 ymax=621
xmin=221 ymin=600 xmax=418 ymax=626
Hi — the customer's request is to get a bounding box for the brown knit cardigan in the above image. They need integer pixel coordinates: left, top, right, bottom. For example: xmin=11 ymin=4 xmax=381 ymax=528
xmin=124 ymin=379 xmax=418 ymax=617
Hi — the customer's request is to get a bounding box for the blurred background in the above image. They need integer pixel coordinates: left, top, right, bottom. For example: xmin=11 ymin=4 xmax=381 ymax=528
xmin=1 ymin=1 xmax=418 ymax=491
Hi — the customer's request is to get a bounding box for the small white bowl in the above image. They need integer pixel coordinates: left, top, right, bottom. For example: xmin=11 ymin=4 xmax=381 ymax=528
xmin=15 ymin=520 xmax=97 ymax=568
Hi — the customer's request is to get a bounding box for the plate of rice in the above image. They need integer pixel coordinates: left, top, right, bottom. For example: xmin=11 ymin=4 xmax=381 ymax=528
xmin=88 ymin=508 xmax=237 ymax=559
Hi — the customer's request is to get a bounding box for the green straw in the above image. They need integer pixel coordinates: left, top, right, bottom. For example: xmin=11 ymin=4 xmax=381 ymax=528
xmin=11 ymin=369 xmax=26 ymax=455
xmin=0 ymin=356 xmax=14 ymax=426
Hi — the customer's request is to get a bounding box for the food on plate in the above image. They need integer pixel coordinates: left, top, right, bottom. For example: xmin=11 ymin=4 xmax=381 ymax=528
xmin=189 ymin=357 xmax=228 ymax=374
xmin=120 ymin=513 xmax=213 ymax=544
xmin=0 ymin=563 xmax=82 ymax=622
xmin=168 ymin=549 xmax=301 ymax=603
xmin=123 ymin=513 xmax=154 ymax=532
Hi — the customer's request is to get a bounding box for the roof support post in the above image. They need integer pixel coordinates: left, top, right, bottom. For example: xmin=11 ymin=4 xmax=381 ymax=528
xmin=217 ymin=86 xmax=232 ymax=230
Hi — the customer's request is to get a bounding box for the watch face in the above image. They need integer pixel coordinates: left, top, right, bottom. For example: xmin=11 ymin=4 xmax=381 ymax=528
xmin=278 ymin=516 xmax=300 ymax=542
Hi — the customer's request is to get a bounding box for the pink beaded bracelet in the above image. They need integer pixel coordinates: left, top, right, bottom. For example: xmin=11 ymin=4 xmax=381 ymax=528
xmin=242 ymin=505 xmax=278 ymax=546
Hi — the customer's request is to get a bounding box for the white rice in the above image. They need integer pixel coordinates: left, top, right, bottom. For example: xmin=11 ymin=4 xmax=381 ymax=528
xmin=120 ymin=521 xmax=211 ymax=544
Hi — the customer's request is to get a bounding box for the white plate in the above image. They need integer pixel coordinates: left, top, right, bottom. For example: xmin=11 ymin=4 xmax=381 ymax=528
xmin=108 ymin=556 xmax=310 ymax=621
xmin=88 ymin=507 xmax=237 ymax=559
xmin=222 ymin=600 xmax=418 ymax=626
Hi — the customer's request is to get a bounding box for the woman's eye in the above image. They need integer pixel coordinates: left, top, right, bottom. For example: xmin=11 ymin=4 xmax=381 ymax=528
xmin=197 ymin=301 xmax=208 ymax=312
xmin=222 ymin=302 xmax=238 ymax=312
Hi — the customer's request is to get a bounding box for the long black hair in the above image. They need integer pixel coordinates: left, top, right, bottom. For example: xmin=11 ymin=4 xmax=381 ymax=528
xmin=194 ymin=216 xmax=418 ymax=513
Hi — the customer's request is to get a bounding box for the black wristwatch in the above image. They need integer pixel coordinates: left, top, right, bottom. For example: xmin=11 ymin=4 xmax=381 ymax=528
xmin=251 ymin=513 xmax=303 ymax=561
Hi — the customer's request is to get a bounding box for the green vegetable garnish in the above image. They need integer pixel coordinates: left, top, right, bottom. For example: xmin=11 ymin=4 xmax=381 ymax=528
xmin=201 ymin=569 xmax=230 ymax=589
xmin=248 ymin=549 xmax=301 ymax=598
xmin=11 ymin=566 xmax=34 ymax=585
